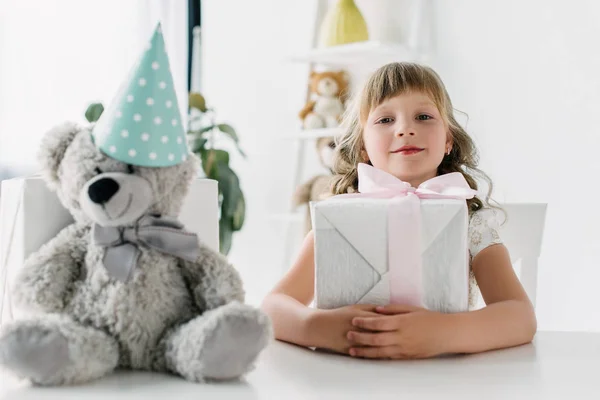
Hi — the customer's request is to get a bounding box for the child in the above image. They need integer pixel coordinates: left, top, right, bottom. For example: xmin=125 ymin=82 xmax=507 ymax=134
xmin=261 ymin=62 xmax=536 ymax=359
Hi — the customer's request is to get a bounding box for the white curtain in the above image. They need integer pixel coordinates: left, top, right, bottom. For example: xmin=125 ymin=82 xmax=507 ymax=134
xmin=0 ymin=0 xmax=188 ymax=174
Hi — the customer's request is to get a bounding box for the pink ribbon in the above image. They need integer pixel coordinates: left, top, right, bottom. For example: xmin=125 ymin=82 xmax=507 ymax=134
xmin=335 ymin=163 xmax=477 ymax=306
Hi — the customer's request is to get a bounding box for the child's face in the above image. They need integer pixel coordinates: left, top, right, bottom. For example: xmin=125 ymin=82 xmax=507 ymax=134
xmin=362 ymin=91 xmax=450 ymax=187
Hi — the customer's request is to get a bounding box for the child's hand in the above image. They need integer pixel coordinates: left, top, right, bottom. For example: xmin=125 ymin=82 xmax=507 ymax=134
xmin=347 ymin=304 xmax=451 ymax=359
xmin=309 ymin=304 xmax=382 ymax=355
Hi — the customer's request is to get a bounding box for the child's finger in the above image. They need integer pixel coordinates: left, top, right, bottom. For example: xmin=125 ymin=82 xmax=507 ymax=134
xmin=375 ymin=304 xmax=422 ymax=314
xmin=349 ymin=345 xmax=400 ymax=359
xmin=347 ymin=331 xmax=398 ymax=347
xmin=351 ymin=315 xmax=400 ymax=331
xmin=353 ymin=304 xmax=380 ymax=312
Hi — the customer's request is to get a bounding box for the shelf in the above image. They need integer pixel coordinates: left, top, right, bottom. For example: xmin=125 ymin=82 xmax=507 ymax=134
xmin=280 ymin=127 xmax=344 ymax=140
xmin=289 ymin=40 xmax=416 ymax=67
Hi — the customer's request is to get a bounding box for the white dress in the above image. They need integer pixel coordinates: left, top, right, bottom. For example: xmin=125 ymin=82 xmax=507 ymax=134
xmin=467 ymin=208 xmax=504 ymax=309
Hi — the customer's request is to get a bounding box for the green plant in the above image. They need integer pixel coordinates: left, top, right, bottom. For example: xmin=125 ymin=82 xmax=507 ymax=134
xmin=85 ymin=103 xmax=104 ymax=123
xmin=84 ymin=97 xmax=246 ymax=255
xmin=187 ymin=92 xmax=246 ymax=255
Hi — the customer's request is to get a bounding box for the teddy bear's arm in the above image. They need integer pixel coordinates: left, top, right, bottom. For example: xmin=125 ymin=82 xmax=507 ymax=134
xmin=180 ymin=242 xmax=245 ymax=311
xmin=11 ymin=223 xmax=88 ymax=313
xmin=298 ymin=101 xmax=316 ymax=120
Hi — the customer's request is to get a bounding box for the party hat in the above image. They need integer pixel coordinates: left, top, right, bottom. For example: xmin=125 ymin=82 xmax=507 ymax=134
xmin=92 ymin=23 xmax=188 ymax=167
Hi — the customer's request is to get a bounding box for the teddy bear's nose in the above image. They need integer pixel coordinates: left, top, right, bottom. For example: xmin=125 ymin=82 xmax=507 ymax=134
xmin=88 ymin=178 xmax=120 ymax=204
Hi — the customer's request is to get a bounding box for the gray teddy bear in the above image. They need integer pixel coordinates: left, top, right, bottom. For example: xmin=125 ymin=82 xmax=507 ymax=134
xmin=0 ymin=122 xmax=273 ymax=385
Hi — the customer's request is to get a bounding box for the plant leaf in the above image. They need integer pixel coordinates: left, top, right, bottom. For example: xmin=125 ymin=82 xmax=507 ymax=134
xmin=200 ymin=149 xmax=215 ymax=178
xmin=211 ymin=149 xmax=230 ymax=166
xmin=85 ymin=103 xmax=104 ymax=123
xmin=219 ymin=217 xmax=233 ymax=255
xmin=199 ymin=125 xmax=217 ymax=135
xmin=201 ymin=149 xmax=230 ymax=179
xmin=199 ymin=148 xmax=212 ymax=178
xmin=235 ymin=144 xmax=247 ymax=158
xmin=232 ymin=194 xmax=245 ymax=231
xmin=189 ymin=92 xmax=207 ymax=112
xmin=217 ymin=124 xmax=239 ymax=142
xmin=215 ymin=164 xmax=242 ymax=220
xmin=190 ymin=137 xmax=207 ymax=154
xmin=187 ymin=125 xmax=217 ymax=137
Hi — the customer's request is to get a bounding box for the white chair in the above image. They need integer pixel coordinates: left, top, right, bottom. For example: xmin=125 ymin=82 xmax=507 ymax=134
xmin=496 ymin=203 xmax=548 ymax=309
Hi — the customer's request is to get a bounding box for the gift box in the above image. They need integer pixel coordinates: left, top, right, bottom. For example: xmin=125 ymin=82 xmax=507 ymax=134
xmin=0 ymin=176 xmax=218 ymax=324
xmin=311 ymin=163 xmax=476 ymax=313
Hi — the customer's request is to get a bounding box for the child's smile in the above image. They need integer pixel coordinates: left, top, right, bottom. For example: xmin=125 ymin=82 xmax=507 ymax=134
xmin=362 ymin=91 xmax=451 ymax=188
xmin=390 ymin=145 xmax=425 ymax=156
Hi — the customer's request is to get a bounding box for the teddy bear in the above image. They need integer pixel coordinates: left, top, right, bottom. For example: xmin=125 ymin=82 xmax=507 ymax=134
xmin=0 ymin=23 xmax=272 ymax=386
xmin=292 ymin=136 xmax=337 ymax=235
xmin=298 ymin=70 xmax=349 ymax=129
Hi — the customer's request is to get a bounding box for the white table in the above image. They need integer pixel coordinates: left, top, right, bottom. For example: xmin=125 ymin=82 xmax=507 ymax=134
xmin=1 ymin=331 xmax=598 ymax=399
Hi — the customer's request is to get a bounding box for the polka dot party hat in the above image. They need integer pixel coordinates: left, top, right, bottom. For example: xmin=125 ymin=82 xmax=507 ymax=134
xmin=92 ymin=23 xmax=188 ymax=167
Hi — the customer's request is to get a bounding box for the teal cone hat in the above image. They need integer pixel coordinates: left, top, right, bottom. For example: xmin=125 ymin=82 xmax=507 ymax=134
xmin=92 ymin=23 xmax=188 ymax=167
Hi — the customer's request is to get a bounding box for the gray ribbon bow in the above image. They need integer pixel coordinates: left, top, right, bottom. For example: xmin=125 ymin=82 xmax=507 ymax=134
xmin=92 ymin=215 xmax=200 ymax=282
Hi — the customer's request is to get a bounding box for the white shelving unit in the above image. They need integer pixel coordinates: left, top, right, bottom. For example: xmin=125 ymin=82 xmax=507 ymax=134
xmin=281 ymin=127 xmax=343 ymax=140
xmin=289 ymin=40 xmax=415 ymax=66
xmin=275 ymin=0 xmax=432 ymax=271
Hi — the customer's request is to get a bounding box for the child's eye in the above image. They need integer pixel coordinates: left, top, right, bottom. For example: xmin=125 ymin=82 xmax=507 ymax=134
xmin=416 ymin=114 xmax=432 ymax=121
xmin=376 ymin=117 xmax=394 ymax=124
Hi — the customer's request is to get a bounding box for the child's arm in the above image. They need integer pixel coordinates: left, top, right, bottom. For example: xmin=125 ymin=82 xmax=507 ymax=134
xmin=260 ymin=232 xmax=317 ymax=347
xmin=349 ymin=243 xmax=536 ymax=359
xmin=444 ymin=243 xmax=537 ymax=354
xmin=260 ymin=231 xmax=381 ymax=353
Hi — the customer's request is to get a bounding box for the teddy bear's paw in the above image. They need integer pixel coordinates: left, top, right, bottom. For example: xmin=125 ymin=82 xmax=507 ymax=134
xmin=303 ymin=113 xmax=325 ymax=130
xmin=201 ymin=304 xmax=272 ymax=381
xmin=0 ymin=321 xmax=70 ymax=385
xmin=168 ymin=302 xmax=272 ymax=382
xmin=0 ymin=317 xmax=119 ymax=386
xmin=324 ymin=115 xmax=341 ymax=128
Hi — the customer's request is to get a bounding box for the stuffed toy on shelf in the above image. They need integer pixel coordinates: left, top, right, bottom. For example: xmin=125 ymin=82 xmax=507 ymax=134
xmin=0 ymin=23 xmax=272 ymax=386
xmin=298 ymin=70 xmax=349 ymax=130
xmin=292 ymin=136 xmax=337 ymax=235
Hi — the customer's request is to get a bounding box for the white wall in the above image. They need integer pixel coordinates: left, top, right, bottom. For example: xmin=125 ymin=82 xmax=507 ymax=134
xmin=201 ymin=0 xmax=313 ymax=304
xmin=429 ymin=0 xmax=600 ymax=332
xmin=203 ymin=0 xmax=600 ymax=331
xmin=0 ymin=0 xmax=188 ymax=172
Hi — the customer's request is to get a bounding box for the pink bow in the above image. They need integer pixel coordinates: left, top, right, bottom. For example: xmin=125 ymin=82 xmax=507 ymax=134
xmin=355 ymin=163 xmax=478 ymax=199
xmin=334 ymin=163 xmax=477 ymax=306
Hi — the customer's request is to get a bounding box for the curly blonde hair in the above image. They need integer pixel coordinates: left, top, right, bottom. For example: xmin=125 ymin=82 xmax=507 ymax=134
xmin=331 ymin=62 xmax=495 ymax=214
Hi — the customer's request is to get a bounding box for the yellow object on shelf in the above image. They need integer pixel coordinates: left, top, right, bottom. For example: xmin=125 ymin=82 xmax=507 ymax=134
xmin=318 ymin=0 xmax=369 ymax=48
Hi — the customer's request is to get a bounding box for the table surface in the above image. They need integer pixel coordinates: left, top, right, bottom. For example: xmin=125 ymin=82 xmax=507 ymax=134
xmin=1 ymin=331 xmax=598 ymax=400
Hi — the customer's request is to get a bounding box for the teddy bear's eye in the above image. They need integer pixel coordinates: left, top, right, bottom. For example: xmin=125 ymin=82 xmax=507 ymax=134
xmin=127 ymin=164 xmax=135 ymax=174
xmin=94 ymin=167 xmax=103 ymax=175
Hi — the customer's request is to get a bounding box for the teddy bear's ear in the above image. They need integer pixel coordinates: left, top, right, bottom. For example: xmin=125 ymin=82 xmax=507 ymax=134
xmin=37 ymin=121 xmax=81 ymax=187
xmin=335 ymin=70 xmax=349 ymax=84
